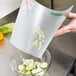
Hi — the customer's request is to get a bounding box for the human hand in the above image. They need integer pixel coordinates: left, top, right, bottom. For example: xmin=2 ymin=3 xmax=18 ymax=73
xmin=25 ymin=0 xmax=31 ymax=4
xmin=24 ymin=0 xmax=34 ymax=9
xmin=55 ymin=13 xmax=76 ymax=36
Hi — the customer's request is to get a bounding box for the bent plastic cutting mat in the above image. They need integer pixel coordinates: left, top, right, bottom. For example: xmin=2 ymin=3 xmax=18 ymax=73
xmin=10 ymin=0 xmax=73 ymax=58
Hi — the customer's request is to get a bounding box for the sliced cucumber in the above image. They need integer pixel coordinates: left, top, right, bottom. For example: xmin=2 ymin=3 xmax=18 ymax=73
xmin=26 ymin=64 xmax=34 ymax=70
xmin=40 ymin=62 xmax=48 ymax=69
xmin=36 ymin=62 xmax=41 ymax=68
xmin=25 ymin=71 xmax=31 ymax=75
xmin=32 ymin=68 xmax=43 ymax=74
xmin=34 ymin=62 xmax=41 ymax=66
xmin=18 ymin=70 xmax=26 ymax=74
xmin=23 ymin=59 xmax=34 ymax=66
xmin=18 ymin=65 xmax=26 ymax=71
xmin=32 ymin=40 xmax=38 ymax=47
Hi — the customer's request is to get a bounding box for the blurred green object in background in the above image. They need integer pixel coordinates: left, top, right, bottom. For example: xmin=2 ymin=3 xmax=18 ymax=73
xmin=0 ymin=23 xmax=14 ymax=36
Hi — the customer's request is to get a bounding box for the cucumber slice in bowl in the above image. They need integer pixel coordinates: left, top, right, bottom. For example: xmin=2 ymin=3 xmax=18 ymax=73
xmin=40 ymin=62 xmax=48 ymax=69
xmin=23 ymin=59 xmax=34 ymax=66
xmin=32 ymin=68 xmax=44 ymax=76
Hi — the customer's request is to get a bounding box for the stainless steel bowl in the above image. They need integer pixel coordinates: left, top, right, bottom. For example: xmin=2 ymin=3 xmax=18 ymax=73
xmin=10 ymin=50 xmax=51 ymax=76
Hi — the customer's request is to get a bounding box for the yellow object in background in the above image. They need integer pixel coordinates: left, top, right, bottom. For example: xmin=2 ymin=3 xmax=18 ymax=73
xmin=0 ymin=32 xmax=4 ymax=40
